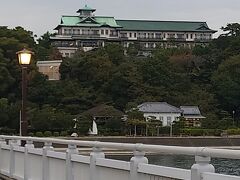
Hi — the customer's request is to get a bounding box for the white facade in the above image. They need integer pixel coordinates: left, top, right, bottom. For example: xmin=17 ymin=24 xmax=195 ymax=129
xmin=143 ymin=112 xmax=181 ymax=127
xmin=138 ymin=102 xmax=183 ymax=127
xmin=37 ymin=60 xmax=62 ymax=80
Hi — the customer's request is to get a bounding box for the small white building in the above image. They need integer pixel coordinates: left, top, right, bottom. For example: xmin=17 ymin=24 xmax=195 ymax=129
xmin=138 ymin=102 xmax=182 ymax=127
xmin=36 ymin=60 xmax=62 ymax=80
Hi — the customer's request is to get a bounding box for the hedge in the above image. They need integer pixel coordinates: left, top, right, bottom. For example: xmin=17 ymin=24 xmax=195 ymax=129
xmin=181 ymin=129 xmax=222 ymax=136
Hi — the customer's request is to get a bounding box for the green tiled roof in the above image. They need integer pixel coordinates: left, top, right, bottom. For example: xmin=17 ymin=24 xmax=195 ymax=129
xmin=95 ymin=17 xmax=121 ymax=27
xmin=57 ymin=16 xmax=121 ymax=29
xmin=116 ymin=20 xmax=216 ymax=32
xmin=56 ymin=15 xmax=216 ymax=33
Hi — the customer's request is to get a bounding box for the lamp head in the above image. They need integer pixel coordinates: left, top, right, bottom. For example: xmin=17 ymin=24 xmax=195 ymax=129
xmin=16 ymin=48 xmax=34 ymax=65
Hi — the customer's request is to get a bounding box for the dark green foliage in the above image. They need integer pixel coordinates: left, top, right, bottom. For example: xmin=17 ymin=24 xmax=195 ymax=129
xmin=0 ymin=24 xmax=240 ymax=135
xmin=76 ymin=115 xmax=92 ymax=135
xmin=53 ymin=132 xmax=60 ymax=137
xmin=181 ymin=129 xmax=222 ymax=136
xmin=212 ymin=55 xmax=240 ymax=111
xmin=60 ymin=131 xmax=68 ymax=137
xmin=35 ymin=132 xmax=44 ymax=137
xmin=44 ymin=131 xmax=52 ymax=137
xmin=30 ymin=106 xmax=73 ymax=132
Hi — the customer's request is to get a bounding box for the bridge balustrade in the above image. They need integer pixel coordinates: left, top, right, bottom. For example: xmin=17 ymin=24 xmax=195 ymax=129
xmin=0 ymin=136 xmax=239 ymax=180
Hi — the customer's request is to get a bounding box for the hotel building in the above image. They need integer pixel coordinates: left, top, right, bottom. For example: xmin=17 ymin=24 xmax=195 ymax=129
xmin=51 ymin=5 xmax=217 ymax=57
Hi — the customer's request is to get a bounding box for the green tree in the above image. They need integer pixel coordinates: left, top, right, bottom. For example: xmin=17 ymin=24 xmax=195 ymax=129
xmin=212 ymin=55 xmax=240 ymax=112
xmin=221 ymin=23 xmax=240 ymax=37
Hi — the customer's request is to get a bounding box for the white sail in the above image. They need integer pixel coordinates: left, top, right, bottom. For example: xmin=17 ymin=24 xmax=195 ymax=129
xmin=92 ymin=120 xmax=98 ymax=135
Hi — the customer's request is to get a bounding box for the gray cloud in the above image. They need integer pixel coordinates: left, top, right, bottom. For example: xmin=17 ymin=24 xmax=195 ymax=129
xmin=0 ymin=0 xmax=239 ymax=37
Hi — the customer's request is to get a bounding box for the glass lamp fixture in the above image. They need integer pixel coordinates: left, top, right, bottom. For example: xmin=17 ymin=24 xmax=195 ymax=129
xmin=16 ymin=48 xmax=34 ymax=65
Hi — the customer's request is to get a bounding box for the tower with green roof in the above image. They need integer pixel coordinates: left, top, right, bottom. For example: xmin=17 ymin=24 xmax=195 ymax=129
xmin=77 ymin=5 xmax=96 ymax=17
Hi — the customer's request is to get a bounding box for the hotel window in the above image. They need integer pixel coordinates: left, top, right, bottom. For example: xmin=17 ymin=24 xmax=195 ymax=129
xmin=186 ymin=34 xmax=189 ymax=39
xmin=101 ymin=29 xmax=104 ymax=35
xmin=105 ymin=30 xmax=109 ymax=35
xmin=64 ymin=29 xmax=70 ymax=35
xmin=129 ymin=33 xmax=132 ymax=38
xmin=156 ymin=33 xmax=161 ymax=39
xmin=190 ymin=34 xmax=193 ymax=39
xmin=159 ymin=116 xmax=164 ymax=121
xmin=134 ymin=33 xmax=137 ymax=38
xmin=149 ymin=33 xmax=154 ymax=39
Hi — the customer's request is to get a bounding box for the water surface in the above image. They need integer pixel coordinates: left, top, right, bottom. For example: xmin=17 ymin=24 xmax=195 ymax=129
xmin=107 ymin=154 xmax=240 ymax=176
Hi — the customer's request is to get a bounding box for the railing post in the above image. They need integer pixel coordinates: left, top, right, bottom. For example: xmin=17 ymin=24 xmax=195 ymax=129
xmin=42 ymin=142 xmax=54 ymax=180
xmin=9 ymin=139 xmax=19 ymax=178
xmin=0 ymin=138 xmax=6 ymax=171
xmin=24 ymin=140 xmax=34 ymax=180
xmin=90 ymin=143 xmax=105 ymax=180
xmin=66 ymin=144 xmax=78 ymax=180
xmin=191 ymin=156 xmax=215 ymax=180
xmin=130 ymin=144 xmax=148 ymax=180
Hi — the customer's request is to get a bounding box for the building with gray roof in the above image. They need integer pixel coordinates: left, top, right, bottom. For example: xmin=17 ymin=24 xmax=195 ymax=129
xmin=138 ymin=102 xmax=182 ymax=127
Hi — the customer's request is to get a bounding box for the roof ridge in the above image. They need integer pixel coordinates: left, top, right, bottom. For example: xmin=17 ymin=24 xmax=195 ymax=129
xmin=95 ymin=16 xmax=115 ymax=18
xmin=62 ymin=15 xmax=79 ymax=17
xmin=180 ymin=106 xmax=199 ymax=108
xmin=116 ymin=19 xmax=207 ymax=23
xmin=142 ymin=102 xmax=167 ymax=104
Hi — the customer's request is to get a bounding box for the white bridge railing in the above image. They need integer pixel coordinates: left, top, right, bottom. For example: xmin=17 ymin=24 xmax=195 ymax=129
xmin=0 ymin=135 xmax=239 ymax=180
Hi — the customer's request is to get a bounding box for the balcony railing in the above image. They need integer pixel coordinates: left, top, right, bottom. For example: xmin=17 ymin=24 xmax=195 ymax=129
xmin=72 ymin=34 xmax=101 ymax=39
xmin=0 ymin=135 xmax=240 ymax=180
xmin=138 ymin=37 xmax=163 ymax=41
xmin=167 ymin=37 xmax=186 ymax=42
xmin=194 ymin=38 xmax=211 ymax=42
xmin=109 ymin=34 xmax=119 ymax=37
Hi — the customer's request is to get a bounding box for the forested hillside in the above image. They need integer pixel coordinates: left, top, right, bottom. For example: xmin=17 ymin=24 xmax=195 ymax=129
xmin=0 ymin=24 xmax=239 ymax=135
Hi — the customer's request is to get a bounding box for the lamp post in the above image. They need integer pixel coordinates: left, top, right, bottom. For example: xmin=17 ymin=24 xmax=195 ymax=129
xmin=16 ymin=48 xmax=33 ymax=136
xmin=233 ymin=110 xmax=235 ymax=126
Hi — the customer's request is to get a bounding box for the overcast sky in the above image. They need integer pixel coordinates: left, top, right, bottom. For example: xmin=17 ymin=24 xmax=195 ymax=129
xmin=0 ymin=0 xmax=239 ymax=38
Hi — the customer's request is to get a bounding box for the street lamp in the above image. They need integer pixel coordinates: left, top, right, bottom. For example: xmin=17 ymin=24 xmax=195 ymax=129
xmin=16 ymin=48 xmax=34 ymax=136
xmin=233 ymin=110 xmax=235 ymax=126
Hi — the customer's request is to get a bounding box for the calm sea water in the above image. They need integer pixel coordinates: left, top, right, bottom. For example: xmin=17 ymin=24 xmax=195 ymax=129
xmin=107 ymin=154 xmax=240 ymax=176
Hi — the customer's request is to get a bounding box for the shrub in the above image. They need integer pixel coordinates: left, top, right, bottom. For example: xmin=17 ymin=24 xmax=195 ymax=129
xmin=181 ymin=129 xmax=222 ymax=136
xmin=227 ymin=129 xmax=240 ymax=135
xmin=53 ymin=132 xmax=60 ymax=137
xmin=159 ymin=127 xmax=171 ymax=135
xmin=35 ymin=132 xmax=44 ymax=137
xmin=60 ymin=131 xmax=68 ymax=137
xmin=44 ymin=131 xmax=52 ymax=137
xmin=0 ymin=128 xmax=16 ymax=135
xmin=28 ymin=132 xmax=34 ymax=137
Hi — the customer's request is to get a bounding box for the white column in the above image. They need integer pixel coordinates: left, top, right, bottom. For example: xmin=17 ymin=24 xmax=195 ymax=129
xmin=191 ymin=156 xmax=215 ymax=180
xmin=9 ymin=139 xmax=19 ymax=178
xmin=66 ymin=144 xmax=79 ymax=180
xmin=130 ymin=145 xmax=148 ymax=180
xmin=90 ymin=145 xmax=105 ymax=180
xmin=24 ymin=140 xmax=34 ymax=180
xmin=42 ymin=142 xmax=54 ymax=180
xmin=0 ymin=138 xmax=6 ymax=172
